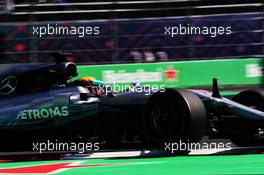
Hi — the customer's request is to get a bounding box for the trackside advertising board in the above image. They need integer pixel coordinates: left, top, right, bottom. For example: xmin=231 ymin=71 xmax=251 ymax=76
xmin=76 ymin=58 xmax=262 ymax=88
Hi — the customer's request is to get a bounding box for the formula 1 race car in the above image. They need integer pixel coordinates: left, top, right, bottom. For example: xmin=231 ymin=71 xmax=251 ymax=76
xmin=0 ymin=52 xmax=263 ymax=151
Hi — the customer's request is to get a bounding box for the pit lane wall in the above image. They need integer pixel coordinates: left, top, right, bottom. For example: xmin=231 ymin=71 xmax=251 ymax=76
xmin=76 ymin=58 xmax=262 ymax=89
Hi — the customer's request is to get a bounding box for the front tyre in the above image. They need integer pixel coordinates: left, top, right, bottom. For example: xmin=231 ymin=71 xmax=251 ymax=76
xmin=142 ymin=89 xmax=207 ymax=149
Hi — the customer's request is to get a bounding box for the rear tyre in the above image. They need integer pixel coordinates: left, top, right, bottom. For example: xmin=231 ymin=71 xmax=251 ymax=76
xmin=231 ymin=89 xmax=264 ymax=147
xmin=142 ymin=89 xmax=207 ymax=151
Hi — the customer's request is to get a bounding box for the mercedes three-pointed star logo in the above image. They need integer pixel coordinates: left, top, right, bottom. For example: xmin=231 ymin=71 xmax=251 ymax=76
xmin=0 ymin=76 xmax=17 ymax=95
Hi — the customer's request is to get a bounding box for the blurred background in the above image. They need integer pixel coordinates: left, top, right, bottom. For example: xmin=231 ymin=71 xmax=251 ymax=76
xmin=0 ymin=0 xmax=263 ymax=64
xmin=0 ymin=0 xmax=263 ymax=90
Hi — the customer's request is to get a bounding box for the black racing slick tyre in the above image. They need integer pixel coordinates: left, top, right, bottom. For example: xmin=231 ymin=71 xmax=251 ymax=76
xmin=232 ymin=89 xmax=264 ymax=147
xmin=142 ymin=89 xmax=207 ymax=148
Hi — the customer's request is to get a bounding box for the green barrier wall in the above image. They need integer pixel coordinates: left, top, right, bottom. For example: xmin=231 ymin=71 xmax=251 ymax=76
xmin=76 ymin=58 xmax=262 ymax=88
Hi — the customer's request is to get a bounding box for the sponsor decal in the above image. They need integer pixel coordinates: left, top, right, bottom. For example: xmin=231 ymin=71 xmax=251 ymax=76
xmin=163 ymin=66 xmax=178 ymax=81
xmin=245 ymin=64 xmax=262 ymax=77
xmin=103 ymin=69 xmax=163 ymax=83
xmin=0 ymin=76 xmax=17 ymax=95
xmin=102 ymin=66 xmax=179 ymax=84
xmin=17 ymin=106 xmax=69 ymax=120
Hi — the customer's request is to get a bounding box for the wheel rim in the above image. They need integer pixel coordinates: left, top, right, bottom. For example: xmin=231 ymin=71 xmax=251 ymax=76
xmin=150 ymin=102 xmax=183 ymax=138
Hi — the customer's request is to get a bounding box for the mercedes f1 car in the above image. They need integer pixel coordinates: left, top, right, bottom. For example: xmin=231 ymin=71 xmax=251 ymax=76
xmin=0 ymin=52 xmax=263 ymax=151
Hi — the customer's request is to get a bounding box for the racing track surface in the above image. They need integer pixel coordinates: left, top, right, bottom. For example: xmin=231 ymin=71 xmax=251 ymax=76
xmin=0 ymin=147 xmax=264 ymax=175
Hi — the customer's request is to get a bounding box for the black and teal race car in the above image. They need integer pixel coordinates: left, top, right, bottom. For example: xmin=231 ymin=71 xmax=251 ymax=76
xmin=0 ymin=52 xmax=264 ymax=151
